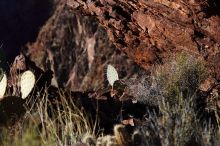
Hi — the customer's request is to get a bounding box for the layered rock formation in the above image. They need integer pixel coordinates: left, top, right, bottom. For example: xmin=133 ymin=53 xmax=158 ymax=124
xmin=25 ymin=1 xmax=143 ymax=91
xmin=69 ymin=0 xmax=220 ymax=80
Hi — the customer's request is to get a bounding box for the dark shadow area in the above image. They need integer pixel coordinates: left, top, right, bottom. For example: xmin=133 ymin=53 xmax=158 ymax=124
xmin=0 ymin=0 xmax=54 ymax=62
xmin=0 ymin=96 xmax=25 ymax=125
xmin=205 ymin=0 xmax=220 ymax=18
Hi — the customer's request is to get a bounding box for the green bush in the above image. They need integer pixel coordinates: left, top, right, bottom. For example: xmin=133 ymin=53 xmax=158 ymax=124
xmin=154 ymin=53 xmax=207 ymax=105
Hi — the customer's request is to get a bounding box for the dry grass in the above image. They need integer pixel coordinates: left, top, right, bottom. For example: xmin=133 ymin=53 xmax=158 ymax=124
xmin=1 ymin=53 xmax=220 ymax=146
xmin=0 ymin=89 xmax=94 ymax=146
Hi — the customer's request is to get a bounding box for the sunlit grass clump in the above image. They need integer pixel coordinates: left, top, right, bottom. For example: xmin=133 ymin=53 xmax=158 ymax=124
xmin=0 ymin=90 xmax=94 ymax=146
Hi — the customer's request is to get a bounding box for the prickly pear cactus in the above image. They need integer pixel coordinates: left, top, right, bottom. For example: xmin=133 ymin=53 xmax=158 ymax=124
xmin=106 ymin=64 xmax=119 ymax=87
xmin=20 ymin=70 xmax=36 ymax=99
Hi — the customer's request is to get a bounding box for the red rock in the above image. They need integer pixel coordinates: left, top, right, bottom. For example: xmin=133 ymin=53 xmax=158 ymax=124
xmin=199 ymin=77 xmax=217 ymax=92
xmin=68 ymin=0 xmax=220 ymax=80
xmin=26 ymin=1 xmax=143 ymax=91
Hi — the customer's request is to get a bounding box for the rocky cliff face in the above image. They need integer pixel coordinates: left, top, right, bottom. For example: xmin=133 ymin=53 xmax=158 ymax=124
xmin=1 ymin=0 xmax=220 ymax=136
xmin=25 ymin=1 xmax=143 ymax=91
xmin=69 ymin=0 xmax=220 ymax=80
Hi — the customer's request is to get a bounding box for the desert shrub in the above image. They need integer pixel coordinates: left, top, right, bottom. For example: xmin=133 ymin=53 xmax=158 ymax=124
xmin=122 ymin=53 xmax=220 ymax=145
xmin=154 ymin=53 xmax=207 ymax=105
xmin=156 ymin=93 xmax=202 ymax=146
xmin=136 ymin=91 xmax=220 ymax=146
xmin=139 ymin=53 xmax=220 ymax=145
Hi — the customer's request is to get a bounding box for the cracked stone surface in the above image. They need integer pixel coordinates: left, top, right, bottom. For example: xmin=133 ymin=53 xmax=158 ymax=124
xmin=25 ymin=1 xmax=144 ymax=91
xmin=68 ymin=0 xmax=220 ymax=79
